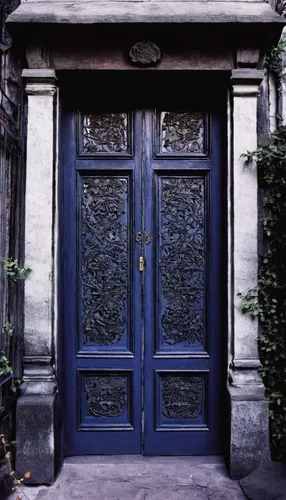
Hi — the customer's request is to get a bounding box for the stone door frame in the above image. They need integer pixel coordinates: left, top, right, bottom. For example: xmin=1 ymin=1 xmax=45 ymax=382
xmin=14 ymin=65 xmax=271 ymax=483
xmin=6 ymin=0 xmax=286 ymax=481
xmin=60 ymin=79 xmax=227 ymax=456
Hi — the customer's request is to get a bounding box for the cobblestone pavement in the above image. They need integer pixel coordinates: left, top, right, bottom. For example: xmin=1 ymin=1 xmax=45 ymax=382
xmin=7 ymin=456 xmax=247 ymax=500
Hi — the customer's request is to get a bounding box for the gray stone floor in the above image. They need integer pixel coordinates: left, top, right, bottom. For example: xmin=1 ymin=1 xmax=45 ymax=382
xmin=6 ymin=456 xmax=247 ymax=500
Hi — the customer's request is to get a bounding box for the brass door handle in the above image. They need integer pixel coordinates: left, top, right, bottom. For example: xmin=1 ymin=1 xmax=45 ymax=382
xmin=139 ymin=256 xmax=145 ymax=272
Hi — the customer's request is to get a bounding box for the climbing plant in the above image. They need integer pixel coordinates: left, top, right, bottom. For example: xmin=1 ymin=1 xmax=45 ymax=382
xmin=1 ymin=258 xmax=31 ymax=283
xmin=0 ymin=259 xmax=31 ymax=387
xmin=265 ymin=37 xmax=286 ymax=94
xmin=240 ymin=126 xmax=286 ymax=461
xmin=0 ymin=258 xmax=31 ymax=498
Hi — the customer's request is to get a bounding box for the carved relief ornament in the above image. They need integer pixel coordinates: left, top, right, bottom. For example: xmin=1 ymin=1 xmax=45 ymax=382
xmin=129 ymin=41 xmax=161 ymax=66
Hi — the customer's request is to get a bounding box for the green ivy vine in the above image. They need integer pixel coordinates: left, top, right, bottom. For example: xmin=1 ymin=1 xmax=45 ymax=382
xmin=265 ymin=38 xmax=286 ymax=94
xmin=240 ymin=127 xmax=286 ymax=461
xmin=1 ymin=257 xmax=32 ymax=283
xmin=0 ymin=352 xmax=13 ymax=378
xmin=0 ymin=259 xmax=31 ymax=391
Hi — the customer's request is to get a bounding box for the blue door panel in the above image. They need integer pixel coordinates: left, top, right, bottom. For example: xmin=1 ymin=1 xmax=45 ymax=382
xmin=61 ymin=100 xmax=224 ymax=456
xmin=62 ymin=108 xmax=142 ymax=454
xmin=143 ymin=109 xmax=224 ymax=455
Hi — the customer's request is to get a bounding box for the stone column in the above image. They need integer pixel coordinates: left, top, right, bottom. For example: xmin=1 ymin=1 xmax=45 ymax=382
xmin=228 ymin=69 xmax=271 ymax=478
xmin=16 ymin=69 xmax=58 ymax=484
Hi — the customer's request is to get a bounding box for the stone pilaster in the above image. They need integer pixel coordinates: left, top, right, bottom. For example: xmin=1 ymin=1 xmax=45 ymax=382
xmin=228 ymin=69 xmax=271 ymax=478
xmin=16 ymin=69 xmax=58 ymax=484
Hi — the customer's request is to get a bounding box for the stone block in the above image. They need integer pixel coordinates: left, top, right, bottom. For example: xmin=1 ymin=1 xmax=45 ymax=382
xmin=16 ymin=394 xmax=56 ymax=485
xmin=229 ymin=395 xmax=271 ymax=479
xmin=240 ymin=462 xmax=286 ymax=500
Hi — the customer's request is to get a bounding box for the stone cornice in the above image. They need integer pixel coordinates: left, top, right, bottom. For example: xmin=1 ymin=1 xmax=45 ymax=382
xmin=6 ymin=1 xmax=286 ymax=25
xmin=7 ymin=2 xmax=285 ymax=67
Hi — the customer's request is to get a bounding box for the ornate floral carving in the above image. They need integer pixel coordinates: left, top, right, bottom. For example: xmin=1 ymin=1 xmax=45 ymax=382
xmin=85 ymin=376 xmax=127 ymax=417
xmin=135 ymin=231 xmax=152 ymax=245
xmin=160 ymin=178 xmax=205 ymax=346
xmin=129 ymin=41 xmax=161 ymax=66
xmin=162 ymin=375 xmax=203 ymax=419
xmin=82 ymin=177 xmax=128 ymax=345
xmin=161 ymin=112 xmax=204 ymax=154
xmin=83 ymin=113 xmax=128 ymax=154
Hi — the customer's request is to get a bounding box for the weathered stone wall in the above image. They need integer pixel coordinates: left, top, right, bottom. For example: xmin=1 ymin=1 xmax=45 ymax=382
xmin=0 ymin=0 xmax=26 ymax=492
xmin=0 ymin=0 xmax=26 ymax=376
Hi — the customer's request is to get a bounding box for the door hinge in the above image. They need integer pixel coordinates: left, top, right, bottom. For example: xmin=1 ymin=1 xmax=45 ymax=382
xmin=139 ymin=256 xmax=145 ymax=272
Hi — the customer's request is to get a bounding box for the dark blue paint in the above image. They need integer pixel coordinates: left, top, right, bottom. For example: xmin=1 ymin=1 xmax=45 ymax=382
xmin=62 ymin=108 xmax=142 ymax=455
xmin=143 ymin=110 xmax=224 ymax=454
xmin=77 ymin=173 xmax=132 ymax=355
xmin=61 ymin=102 xmax=224 ymax=456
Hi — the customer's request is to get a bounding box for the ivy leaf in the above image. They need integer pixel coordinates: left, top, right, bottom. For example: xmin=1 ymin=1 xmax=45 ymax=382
xmin=241 ymin=124 xmax=286 ymax=461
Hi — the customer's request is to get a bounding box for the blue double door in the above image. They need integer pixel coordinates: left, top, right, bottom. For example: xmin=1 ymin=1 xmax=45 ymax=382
xmin=62 ymin=90 xmax=224 ymax=456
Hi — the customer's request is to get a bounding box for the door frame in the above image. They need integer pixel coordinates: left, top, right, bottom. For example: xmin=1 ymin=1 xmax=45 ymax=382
xmin=18 ymin=65 xmax=270 ymax=483
xmin=59 ymin=88 xmax=227 ymax=456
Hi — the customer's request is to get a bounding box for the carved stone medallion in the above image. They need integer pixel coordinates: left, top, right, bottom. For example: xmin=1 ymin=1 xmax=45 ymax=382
xmin=129 ymin=41 xmax=161 ymax=66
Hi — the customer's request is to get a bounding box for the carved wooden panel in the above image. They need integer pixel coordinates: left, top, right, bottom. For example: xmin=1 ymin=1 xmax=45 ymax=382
xmin=82 ymin=112 xmax=131 ymax=155
xmin=157 ymin=176 xmax=206 ymax=352
xmin=85 ymin=375 xmax=127 ymax=418
xmin=157 ymin=372 xmax=207 ymax=429
xmin=158 ymin=111 xmax=206 ymax=156
xmin=81 ymin=176 xmax=130 ymax=350
xmin=162 ymin=375 xmax=203 ymax=419
xmin=79 ymin=371 xmax=133 ymax=429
